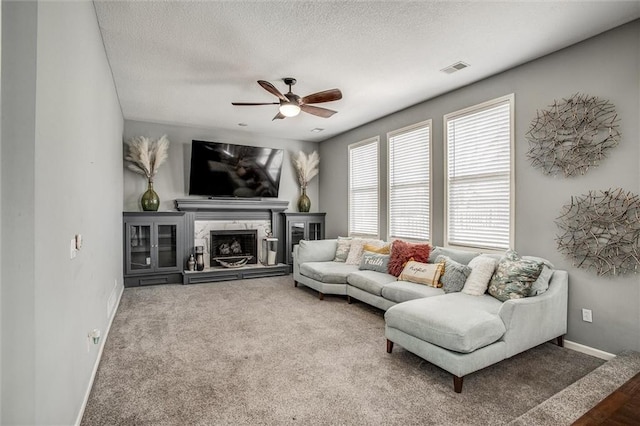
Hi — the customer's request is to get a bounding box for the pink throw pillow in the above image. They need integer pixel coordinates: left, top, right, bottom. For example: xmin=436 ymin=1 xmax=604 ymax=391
xmin=387 ymin=240 xmax=432 ymax=277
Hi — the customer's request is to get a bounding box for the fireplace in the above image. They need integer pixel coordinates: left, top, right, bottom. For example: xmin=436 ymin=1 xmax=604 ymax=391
xmin=210 ymin=230 xmax=258 ymax=266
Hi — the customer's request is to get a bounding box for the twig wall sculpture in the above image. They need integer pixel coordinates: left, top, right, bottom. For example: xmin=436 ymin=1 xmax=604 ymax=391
xmin=526 ymin=94 xmax=620 ymax=177
xmin=556 ymin=188 xmax=640 ymax=276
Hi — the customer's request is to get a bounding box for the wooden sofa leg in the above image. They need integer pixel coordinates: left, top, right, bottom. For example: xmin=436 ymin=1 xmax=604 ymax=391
xmin=556 ymin=335 xmax=564 ymax=347
xmin=294 ymin=281 xmax=298 ymax=287
xmin=347 ymin=295 xmax=352 ymax=304
xmin=453 ymin=375 xmax=463 ymax=393
xmin=386 ymin=339 xmax=394 ymax=353
xmin=318 ymin=292 xmax=324 ymax=300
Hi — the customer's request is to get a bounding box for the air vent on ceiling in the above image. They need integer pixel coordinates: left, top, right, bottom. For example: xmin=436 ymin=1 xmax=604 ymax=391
xmin=441 ymin=61 xmax=470 ymax=74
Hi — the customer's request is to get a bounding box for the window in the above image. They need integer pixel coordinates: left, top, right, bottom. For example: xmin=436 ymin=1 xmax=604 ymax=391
xmin=387 ymin=120 xmax=431 ymax=241
xmin=444 ymin=94 xmax=514 ymax=251
xmin=348 ymin=137 xmax=379 ymax=237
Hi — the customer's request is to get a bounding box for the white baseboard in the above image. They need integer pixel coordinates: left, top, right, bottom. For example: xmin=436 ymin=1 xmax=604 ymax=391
xmin=564 ymin=339 xmax=616 ymax=361
xmin=74 ymin=283 xmax=125 ymax=426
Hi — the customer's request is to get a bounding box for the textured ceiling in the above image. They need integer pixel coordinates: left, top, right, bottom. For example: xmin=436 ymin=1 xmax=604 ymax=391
xmin=94 ymin=1 xmax=640 ymax=142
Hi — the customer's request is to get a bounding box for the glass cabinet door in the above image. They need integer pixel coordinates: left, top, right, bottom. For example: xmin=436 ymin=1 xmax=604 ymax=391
xmin=308 ymin=222 xmax=322 ymax=240
xmin=156 ymin=224 xmax=178 ymax=269
xmin=291 ymin=222 xmax=306 ymax=247
xmin=128 ymin=224 xmax=152 ymax=272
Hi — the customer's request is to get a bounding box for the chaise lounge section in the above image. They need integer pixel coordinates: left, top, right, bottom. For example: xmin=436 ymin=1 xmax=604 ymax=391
xmin=293 ymin=238 xmax=568 ymax=392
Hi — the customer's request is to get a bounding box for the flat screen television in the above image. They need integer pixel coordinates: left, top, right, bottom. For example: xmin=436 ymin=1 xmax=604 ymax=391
xmin=188 ymin=140 xmax=284 ymax=198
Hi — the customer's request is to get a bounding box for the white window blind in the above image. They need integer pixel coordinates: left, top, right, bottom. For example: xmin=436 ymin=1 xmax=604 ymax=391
xmin=445 ymin=96 xmax=513 ymax=250
xmin=388 ymin=121 xmax=431 ymax=241
xmin=349 ymin=138 xmax=379 ymax=237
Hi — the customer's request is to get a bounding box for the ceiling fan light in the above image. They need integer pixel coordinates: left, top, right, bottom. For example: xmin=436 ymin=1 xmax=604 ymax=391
xmin=279 ymin=103 xmax=301 ymax=117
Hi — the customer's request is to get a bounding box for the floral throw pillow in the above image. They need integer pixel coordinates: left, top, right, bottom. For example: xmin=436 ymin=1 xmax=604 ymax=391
xmin=488 ymin=250 xmax=544 ymax=302
xmin=387 ymin=240 xmax=431 ymax=277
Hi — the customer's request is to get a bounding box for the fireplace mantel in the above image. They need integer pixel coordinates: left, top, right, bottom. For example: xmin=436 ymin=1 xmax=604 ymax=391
xmin=175 ymin=198 xmax=289 ymax=213
xmin=178 ymin=198 xmax=291 ymax=267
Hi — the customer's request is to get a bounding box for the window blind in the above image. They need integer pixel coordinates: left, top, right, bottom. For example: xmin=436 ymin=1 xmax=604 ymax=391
xmin=349 ymin=138 xmax=379 ymax=237
xmin=388 ymin=122 xmax=430 ymax=241
xmin=445 ymin=98 xmax=512 ymax=250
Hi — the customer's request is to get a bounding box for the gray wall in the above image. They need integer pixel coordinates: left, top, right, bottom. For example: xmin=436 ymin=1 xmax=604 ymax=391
xmin=1 ymin=1 xmax=124 ymax=424
xmin=319 ymin=21 xmax=640 ymax=355
xmin=123 ymin=120 xmax=320 ymax=213
xmin=1 ymin=2 xmax=37 ymax=422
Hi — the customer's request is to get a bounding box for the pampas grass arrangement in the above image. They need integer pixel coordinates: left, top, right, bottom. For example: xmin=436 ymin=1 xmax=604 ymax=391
xmin=292 ymin=150 xmax=319 ymax=189
xmin=125 ymin=135 xmax=170 ymax=182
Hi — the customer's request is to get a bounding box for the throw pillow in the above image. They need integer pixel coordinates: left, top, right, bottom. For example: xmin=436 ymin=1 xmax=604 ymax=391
xmin=345 ymin=238 xmax=385 ymax=265
xmin=436 ymin=255 xmax=472 ymax=293
xmin=387 ymin=240 xmax=432 ymax=277
xmin=359 ymin=251 xmax=390 ymax=273
xmin=462 ymin=255 xmax=498 ymax=296
xmin=398 ymin=260 xmax=444 ymax=288
xmin=333 ymin=236 xmax=352 ymax=262
xmin=363 ymin=243 xmax=391 ymax=254
xmin=530 ymin=265 xmax=554 ymax=296
xmin=488 ymin=249 xmax=544 ymax=302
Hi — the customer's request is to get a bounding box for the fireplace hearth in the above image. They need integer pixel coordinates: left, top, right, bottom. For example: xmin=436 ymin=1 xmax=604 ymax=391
xmin=210 ymin=230 xmax=258 ymax=266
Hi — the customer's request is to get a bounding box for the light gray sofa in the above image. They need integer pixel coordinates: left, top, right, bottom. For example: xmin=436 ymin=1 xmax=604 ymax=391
xmin=293 ymin=239 xmax=568 ymax=392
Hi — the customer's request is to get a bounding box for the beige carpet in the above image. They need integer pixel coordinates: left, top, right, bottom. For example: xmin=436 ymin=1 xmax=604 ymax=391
xmin=82 ymin=276 xmax=604 ymax=425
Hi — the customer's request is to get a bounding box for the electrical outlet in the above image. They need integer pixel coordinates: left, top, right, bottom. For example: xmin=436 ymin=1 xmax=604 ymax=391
xmin=582 ymin=308 xmax=593 ymax=323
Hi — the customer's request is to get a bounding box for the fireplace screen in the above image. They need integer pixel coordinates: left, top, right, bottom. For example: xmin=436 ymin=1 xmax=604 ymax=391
xmin=210 ymin=230 xmax=258 ymax=267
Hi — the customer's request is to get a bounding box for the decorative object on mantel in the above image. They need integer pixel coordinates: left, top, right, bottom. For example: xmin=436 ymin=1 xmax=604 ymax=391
xmin=292 ymin=150 xmax=319 ymax=212
xmin=187 ymin=254 xmax=196 ymax=271
xmin=215 ymin=257 xmax=252 ymax=268
xmin=261 ymin=234 xmax=278 ymax=266
xmin=125 ymin=135 xmax=170 ymax=211
xmin=556 ymin=188 xmax=640 ymax=276
xmin=195 ymin=246 xmax=205 ymax=271
xmin=526 ymin=94 xmax=620 ymax=177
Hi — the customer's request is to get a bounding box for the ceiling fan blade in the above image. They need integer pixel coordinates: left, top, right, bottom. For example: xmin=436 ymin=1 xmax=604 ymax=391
xmin=300 ymin=104 xmax=337 ymax=118
xmin=258 ymin=80 xmax=288 ymax=102
xmin=301 ymin=89 xmax=342 ymax=104
xmin=272 ymin=111 xmax=286 ymax=120
xmin=232 ymin=102 xmax=279 ymax=106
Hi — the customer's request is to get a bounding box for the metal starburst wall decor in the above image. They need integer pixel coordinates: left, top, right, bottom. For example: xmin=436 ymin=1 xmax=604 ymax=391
xmin=556 ymin=188 xmax=640 ymax=276
xmin=526 ymin=94 xmax=620 ymax=177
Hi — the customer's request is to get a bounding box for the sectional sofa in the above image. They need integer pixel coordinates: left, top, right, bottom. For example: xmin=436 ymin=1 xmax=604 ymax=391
xmin=292 ymin=239 xmax=568 ymax=392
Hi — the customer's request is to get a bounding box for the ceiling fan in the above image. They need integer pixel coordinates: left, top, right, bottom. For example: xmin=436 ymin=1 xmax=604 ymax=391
xmin=232 ymin=78 xmax=342 ymax=120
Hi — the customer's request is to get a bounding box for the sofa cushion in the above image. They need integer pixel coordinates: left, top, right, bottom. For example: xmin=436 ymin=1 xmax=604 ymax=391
xmin=436 ymin=255 xmax=472 ymax=293
xmin=381 ymin=281 xmax=445 ymax=303
xmin=297 ymin=239 xmax=338 ymax=264
xmin=462 ymin=255 xmax=498 ymax=296
xmin=384 ymin=293 xmax=505 ymax=353
xmin=530 ymin=265 xmax=554 ymax=296
xmin=333 ymin=236 xmax=352 ymax=262
xmin=299 ymin=262 xmax=359 ymax=284
xmin=359 ymin=251 xmax=390 ymax=273
xmin=347 ymin=270 xmax=396 ymax=296
xmin=429 ymin=246 xmax=480 ymax=265
xmin=488 ymin=249 xmax=544 ymax=301
xmin=346 ymin=238 xmax=386 ymax=265
xmin=398 ymin=261 xmax=444 ymax=287
xmin=364 ymin=243 xmax=391 ymax=254
xmin=388 ymin=240 xmax=432 ymax=276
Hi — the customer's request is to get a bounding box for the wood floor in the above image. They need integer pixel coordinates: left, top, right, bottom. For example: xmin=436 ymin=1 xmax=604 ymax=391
xmin=572 ymin=371 xmax=640 ymax=425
